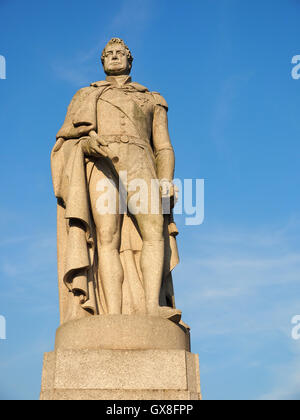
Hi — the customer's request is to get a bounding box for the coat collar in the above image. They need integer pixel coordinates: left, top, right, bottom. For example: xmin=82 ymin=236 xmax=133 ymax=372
xmin=105 ymin=75 xmax=132 ymax=86
xmin=91 ymin=76 xmax=149 ymax=92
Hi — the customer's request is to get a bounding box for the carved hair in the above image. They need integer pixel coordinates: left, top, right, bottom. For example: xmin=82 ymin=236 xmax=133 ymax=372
xmin=101 ymin=38 xmax=133 ymax=65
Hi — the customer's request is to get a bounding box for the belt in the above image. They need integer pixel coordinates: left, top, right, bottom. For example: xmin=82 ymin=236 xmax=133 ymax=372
xmin=98 ymin=134 xmax=151 ymax=150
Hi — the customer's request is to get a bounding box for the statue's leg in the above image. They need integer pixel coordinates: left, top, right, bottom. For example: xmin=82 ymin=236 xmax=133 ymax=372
xmin=89 ymin=160 xmax=123 ymax=315
xmin=122 ymin=144 xmax=165 ymax=316
xmin=126 ymin=170 xmax=165 ymax=316
xmin=134 ymin=212 xmax=165 ymax=316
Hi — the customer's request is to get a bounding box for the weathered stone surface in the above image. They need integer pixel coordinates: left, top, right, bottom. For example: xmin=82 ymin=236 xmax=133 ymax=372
xmin=40 ymin=349 xmax=201 ymax=400
xmin=43 ymin=389 xmax=200 ymax=401
xmin=55 ymin=315 xmax=190 ymax=351
xmin=40 ymin=352 xmax=55 ymax=392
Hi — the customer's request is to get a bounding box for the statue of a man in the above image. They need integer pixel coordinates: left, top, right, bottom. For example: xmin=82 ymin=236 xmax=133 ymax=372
xmin=51 ymin=38 xmax=181 ymax=324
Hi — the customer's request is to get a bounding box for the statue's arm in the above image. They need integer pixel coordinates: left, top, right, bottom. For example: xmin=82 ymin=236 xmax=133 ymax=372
xmin=152 ymin=97 xmax=175 ymax=183
xmin=56 ymin=87 xmax=96 ymax=140
xmin=55 ymin=86 xmax=108 ymax=158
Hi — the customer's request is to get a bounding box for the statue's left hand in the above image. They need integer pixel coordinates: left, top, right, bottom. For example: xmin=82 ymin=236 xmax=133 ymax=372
xmin=160 ymin=180 xmax=179 ymax=208
xmin=80 ymin=132 xmax=108 ymax=158
xmin=160 ymin=180 xmax=175 ymax=197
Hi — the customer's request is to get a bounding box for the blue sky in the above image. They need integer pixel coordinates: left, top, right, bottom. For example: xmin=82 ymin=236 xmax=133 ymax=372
xmin=1 ymin=0 xmax=300 ymax=400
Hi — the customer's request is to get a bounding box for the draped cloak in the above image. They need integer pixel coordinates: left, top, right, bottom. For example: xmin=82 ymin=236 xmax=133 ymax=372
xmin=51 ymin=81 xmax=179 ymax=324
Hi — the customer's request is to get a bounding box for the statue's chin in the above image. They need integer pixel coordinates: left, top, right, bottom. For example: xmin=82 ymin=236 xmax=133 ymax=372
xmin=104 ymin=66 xmax=131 ymax=77
xmin=105 ymin=70 xmax=131 ymax=76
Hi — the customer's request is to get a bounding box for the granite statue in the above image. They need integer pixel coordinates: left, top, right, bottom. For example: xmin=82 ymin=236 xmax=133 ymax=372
xmin=51 ymin=38 xmax=181 ymax=324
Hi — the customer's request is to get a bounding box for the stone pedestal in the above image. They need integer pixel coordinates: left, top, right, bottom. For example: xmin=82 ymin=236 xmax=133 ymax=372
xmin=40 ymin=315 xmax=201 ymax=400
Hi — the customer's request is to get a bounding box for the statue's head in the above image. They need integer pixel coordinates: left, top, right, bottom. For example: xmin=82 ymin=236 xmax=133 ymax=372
xmin=101 ymin=38 xmax=133 ymax=76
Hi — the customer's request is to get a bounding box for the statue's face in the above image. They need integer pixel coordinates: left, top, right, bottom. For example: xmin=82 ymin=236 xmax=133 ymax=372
xmin=103 ymin=43 xmax=130 ymax=76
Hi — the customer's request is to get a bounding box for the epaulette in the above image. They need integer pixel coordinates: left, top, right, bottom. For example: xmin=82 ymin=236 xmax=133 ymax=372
xmin=130 ymin=82 xmax=149 ymax=92
xmin=151 ymin=92 xmax=168 ymax=110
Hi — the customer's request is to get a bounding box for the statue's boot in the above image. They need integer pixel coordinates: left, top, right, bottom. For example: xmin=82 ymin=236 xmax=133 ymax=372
xmin=141 ymin=240 xmax=182 ymax=324
xmin=141 ymin=239 xmax=164 ymax=317
xmin=159 ymin=306 xmax=182 ymax=323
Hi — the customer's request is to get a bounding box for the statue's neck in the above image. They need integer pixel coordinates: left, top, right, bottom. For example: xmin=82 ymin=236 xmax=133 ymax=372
xmin=106 ymin=75 xmax=132 ymax=87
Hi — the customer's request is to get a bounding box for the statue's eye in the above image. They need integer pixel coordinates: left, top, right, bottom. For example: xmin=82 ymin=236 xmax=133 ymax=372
xmin=106 ymin=51 xmax=113 ymax=56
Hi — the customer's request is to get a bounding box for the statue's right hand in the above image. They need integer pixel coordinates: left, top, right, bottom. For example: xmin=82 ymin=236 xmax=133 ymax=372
xmin=80 ymin=135 xmax=108 ymax=158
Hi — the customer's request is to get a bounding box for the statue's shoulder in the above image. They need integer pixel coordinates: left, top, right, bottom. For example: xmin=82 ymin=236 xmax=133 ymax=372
xmin=130 ymin=81 xmax=168 ymax=110
xmin=69 ymin=86 xmax=96 ymax=103
xmin=75 ymin=81 xmax=110 ymax=97
xmin=150 ymin=91 xmax=168 ymax=111
xmin=69 ymin=82 xmax=109 ymax=105
xmin=130 ymin=82 xmax=149 ymax=92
